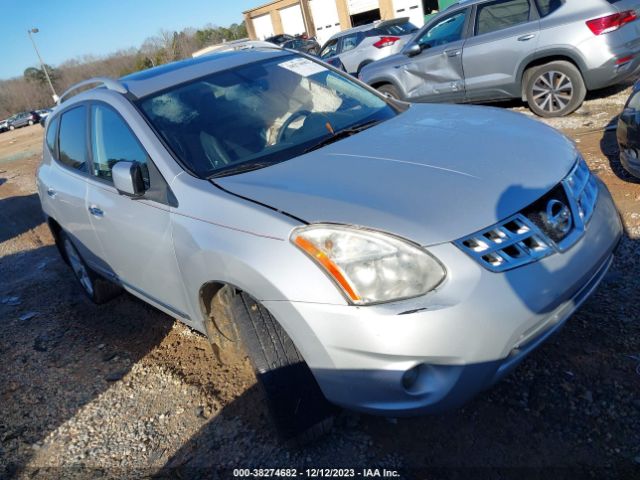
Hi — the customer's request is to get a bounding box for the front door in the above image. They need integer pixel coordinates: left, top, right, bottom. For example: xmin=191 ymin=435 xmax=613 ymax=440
xmin=398 ymin=7 xmax=470 ymax=103
xmin=84 ymin=102 xmax=190 ymax=320
xmin=463 ymin=0 xmax=540 ymax=102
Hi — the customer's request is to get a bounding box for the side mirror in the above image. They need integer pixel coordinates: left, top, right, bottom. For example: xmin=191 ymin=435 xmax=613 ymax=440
xmin=112 ymin=161 xmax=146 ymax=197
xmin=405 ymin=44 xmax=423 ymax=57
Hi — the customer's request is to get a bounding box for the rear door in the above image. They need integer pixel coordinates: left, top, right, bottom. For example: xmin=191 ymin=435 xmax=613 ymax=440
xmin=84 ymin=102 xmax=190 ymax=320
xmin=398 ymin=7 xmax=470 ymax=102
xmin=463 ymin=0 xmax=540 ymax=102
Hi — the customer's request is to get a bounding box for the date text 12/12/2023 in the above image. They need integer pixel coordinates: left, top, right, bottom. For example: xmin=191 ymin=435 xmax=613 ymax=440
xmin=232 ymin=468 xmax=401 ymax=478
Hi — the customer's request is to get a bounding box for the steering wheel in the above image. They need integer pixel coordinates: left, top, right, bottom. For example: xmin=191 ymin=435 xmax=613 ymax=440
xmin=277 ymin=109 xmax=313 ymax=143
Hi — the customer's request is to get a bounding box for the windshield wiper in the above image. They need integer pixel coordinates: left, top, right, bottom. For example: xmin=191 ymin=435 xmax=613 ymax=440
xmin=208 ymin=161 xmax=273 ymax=179
xmin=303 ymin=119 xmax=382 ymax=154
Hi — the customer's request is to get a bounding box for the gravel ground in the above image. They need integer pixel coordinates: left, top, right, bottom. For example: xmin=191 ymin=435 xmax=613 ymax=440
xmin=1 ymin=87 xmax=640 ymax=479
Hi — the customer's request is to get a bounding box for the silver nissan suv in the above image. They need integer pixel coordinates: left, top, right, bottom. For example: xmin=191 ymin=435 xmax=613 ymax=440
xmin=37 ymin=49 xmax=622 ymax=440
xmin=359 ymin=0 xmax=640 ymax=117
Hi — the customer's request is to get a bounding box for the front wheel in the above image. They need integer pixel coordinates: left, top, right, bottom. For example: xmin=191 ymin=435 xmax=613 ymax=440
xmin=525 ymin=61 xmax=586 ymax=117
xmin=9 ymin=125 xmax=14 ymax=131
xmin=223 ymin=288 xmax=338 ymax=442
xmin=28 ymin=120 xmax=34 ymax=126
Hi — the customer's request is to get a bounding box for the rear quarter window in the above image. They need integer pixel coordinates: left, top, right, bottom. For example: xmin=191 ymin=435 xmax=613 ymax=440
xmin=535 ymin=0 xmax=564 ymax=17
xmin=45 ymin=116 xmax=59 ymax=155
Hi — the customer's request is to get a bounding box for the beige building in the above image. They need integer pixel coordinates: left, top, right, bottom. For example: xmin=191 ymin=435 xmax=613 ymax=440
xmin=244 ymin=0 xmax=438 ymax=47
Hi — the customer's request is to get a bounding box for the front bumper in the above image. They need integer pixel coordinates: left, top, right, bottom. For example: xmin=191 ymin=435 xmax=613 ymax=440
xmin=263 ymin=181 xmax=622 ymax=415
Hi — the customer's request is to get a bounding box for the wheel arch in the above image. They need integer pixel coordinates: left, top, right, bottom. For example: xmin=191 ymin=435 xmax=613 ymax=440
xmin=356 ymin=59 xmax=374 ymax=75
xmin=518 ymin=50 xmax=588 ymax=101
xmin=196 ymin=278 xmax=333 ymax=369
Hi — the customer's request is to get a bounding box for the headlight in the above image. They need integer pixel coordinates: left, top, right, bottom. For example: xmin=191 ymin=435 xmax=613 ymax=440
xmin=291 ymin=224 xmax=445 ymax=305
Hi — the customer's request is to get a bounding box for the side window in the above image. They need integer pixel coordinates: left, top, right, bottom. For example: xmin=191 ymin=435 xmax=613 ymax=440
xmin=476 ymin=0 xmax=532 ymax=36
xmin=340 ymin=33 xmax=360 ymax=53
xmin=46 ymin=115 xmax=59 ymax=155
xmin=417 ymin=9 xmax=468 ymax=48
xmin=320 ymin=38 xmax=339 ymax=58
xmin=90 ymin=104 xmax=150 ymax=187
xmin=58 ymin=106 xmax=87 ymax=171
xmin=534 ymin=0 xmax=563 ymax=17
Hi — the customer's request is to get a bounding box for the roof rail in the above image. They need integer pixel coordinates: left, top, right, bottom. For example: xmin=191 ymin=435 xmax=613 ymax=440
xmin=57 ymin=77 xmax=128 ymax=105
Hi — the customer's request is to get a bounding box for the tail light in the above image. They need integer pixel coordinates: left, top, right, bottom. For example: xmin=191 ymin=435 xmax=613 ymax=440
xmin=373 ymin=36 xmax=401 ymax=48
xmin=586 ymin=10 xmax=637 ymax=35
xmin=616 ymin=55 xmax=634 ymax=65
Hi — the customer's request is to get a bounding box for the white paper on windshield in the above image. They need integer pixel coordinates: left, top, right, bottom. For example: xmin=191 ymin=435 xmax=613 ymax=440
xmin=278 ymin=58 xmax=326 ymax=77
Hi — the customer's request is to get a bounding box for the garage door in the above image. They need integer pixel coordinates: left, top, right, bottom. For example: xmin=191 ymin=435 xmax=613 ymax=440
xmin=347 ymin=0 xmax=379 ymax=15
xmin=279 ymin=4 xmax=306 ymax=35
xmin=309 ymin=0 xmax=341 ymax=46
xmin=253 ymin=13 xmax=274 ymax=40
xmin=392 ymin=0 xmax=424 ymax=27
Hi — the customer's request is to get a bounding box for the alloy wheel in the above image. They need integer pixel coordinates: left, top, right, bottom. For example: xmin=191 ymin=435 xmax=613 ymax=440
xmin=532 ymin=71 xmax=574 ymax=114
xmin=63 ymin=238 xmax=94 ymax=296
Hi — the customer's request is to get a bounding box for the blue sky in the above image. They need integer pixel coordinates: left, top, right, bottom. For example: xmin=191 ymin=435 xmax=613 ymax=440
xmin=1 ymin=0 xmax=258 ymax=79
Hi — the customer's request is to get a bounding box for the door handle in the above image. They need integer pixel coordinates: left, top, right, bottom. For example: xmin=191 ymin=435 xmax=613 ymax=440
xmin=46 ymin=188 xmax=56 ymax=198
xmin=88 ymin=206 xmax=104 ymax=217
xmin=445 ymin=49 xmax=461 ymax=57
xmin=517 ymin=34 xmax=536 ymax=41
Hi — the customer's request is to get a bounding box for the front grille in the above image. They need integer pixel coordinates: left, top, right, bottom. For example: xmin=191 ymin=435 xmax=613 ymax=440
xmin=565 ymin=159 xmax=598 ymax=225
xmin=458 ymin=215 xmax=553 ymax=272
xmin=456 ymin=157 xmax=599 ymax=272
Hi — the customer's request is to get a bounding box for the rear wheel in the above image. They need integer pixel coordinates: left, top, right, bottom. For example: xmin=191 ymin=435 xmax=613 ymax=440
xmin=210 ymin=287 xmax=337 ymax=442
xmin=9 ymin=125 xmax=14 ymax=131
xmin=60 ymin=231 xmax=122 ymax=304
xmin=377 ymin=83 xmax=401 ymax=100
xmin=28 ymin=120 xmax=34 ymax=126
xmin=525 ymin=61 xmax=586 ymax=117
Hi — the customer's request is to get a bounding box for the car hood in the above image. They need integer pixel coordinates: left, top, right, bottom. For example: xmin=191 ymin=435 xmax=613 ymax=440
xmin=216 ymin=104 xmax=578 ymax=246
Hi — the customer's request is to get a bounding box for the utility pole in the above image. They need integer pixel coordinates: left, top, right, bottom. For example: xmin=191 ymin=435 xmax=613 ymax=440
xmin=27 ymin=28 xmax=59 ymax=103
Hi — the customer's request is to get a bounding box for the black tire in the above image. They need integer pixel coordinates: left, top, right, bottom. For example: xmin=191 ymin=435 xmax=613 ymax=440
xmin=223 ymin=288 xmax=338 ymax=442
xmin=377 ymin=83 xmax=402 ymax=100
xmin=525 ymin=60 xmax=586 ymax=118
xmin=59 ymin=231 xmax=122 ymax=304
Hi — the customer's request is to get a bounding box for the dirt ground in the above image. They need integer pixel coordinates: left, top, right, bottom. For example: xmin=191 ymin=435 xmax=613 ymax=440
xmin=1 ymin=88 xmax=640 ymax=479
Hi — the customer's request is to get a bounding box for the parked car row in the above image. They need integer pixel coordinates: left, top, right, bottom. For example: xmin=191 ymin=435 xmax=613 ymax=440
xmin=265 ymin=33 xmax=321 ymax=55
xmin=294 ymin=0 xmax=640 ymax=118
xmin=0 ymin=109 xmax=52 ymax=133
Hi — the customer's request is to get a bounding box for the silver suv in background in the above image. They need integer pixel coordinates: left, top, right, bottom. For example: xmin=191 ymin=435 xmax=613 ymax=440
xmin=38 ymin=50 xmax=621 ymax=441
xmin=319 ymin=17 xmax=418 ymax=75
xmin=360 ymin=0 xmax=640 ymax=117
